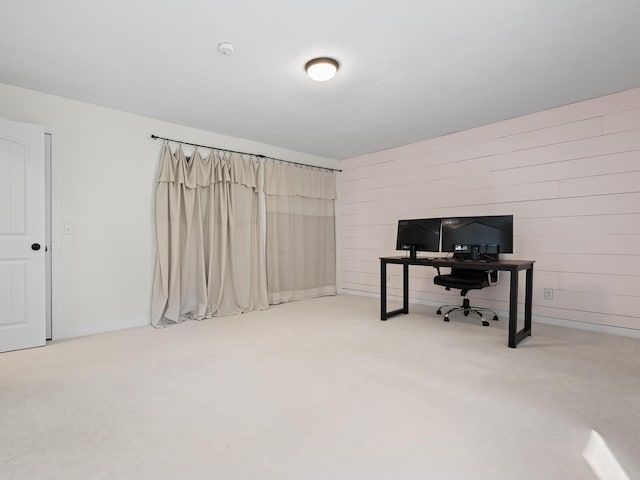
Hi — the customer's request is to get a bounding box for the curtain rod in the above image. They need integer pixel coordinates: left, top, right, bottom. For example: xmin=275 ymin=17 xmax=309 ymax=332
xmin=150 ymin=134 xmax=342 ymax=173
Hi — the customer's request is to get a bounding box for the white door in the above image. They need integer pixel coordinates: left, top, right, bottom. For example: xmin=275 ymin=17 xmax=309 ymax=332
xmin=0 ymin=118 xmax=46 ymax=353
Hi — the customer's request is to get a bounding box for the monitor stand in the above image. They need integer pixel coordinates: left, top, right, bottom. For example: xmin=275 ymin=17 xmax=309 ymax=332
xmin=409 ymin=245 xmax=417 ymax=259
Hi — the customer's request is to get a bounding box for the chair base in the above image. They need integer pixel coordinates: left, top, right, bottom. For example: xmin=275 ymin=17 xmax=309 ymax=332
xmin=436 ymin=297 xmax=499 ymax=327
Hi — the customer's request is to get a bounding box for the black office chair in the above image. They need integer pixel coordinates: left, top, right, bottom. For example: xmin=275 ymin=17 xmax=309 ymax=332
xmin=433 ymin=268 xmax=499 ymax=326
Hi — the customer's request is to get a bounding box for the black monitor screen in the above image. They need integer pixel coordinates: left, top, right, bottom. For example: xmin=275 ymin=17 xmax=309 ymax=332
xmin=441 ymin=215 xmax=513 ymax=253
xmin=396 ymin=218 xmax=441 ymax=258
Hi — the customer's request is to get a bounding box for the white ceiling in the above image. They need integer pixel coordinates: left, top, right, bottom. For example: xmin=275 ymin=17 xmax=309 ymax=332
xmin=2 ymin=0 xmax=640 ymax=160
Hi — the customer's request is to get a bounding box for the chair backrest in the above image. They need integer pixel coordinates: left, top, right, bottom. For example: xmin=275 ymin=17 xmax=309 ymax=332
xmin=449 ymin=268 xmax=488 ymax=280
xmin=436 ymin=268 xmax=490 ymax=295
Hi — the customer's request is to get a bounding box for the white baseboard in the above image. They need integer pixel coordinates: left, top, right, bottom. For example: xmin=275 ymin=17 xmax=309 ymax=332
xmin=56 ymin=317 xmax=150 ymax=340
xmin=338 ymin=288 xmax=640 ymax=340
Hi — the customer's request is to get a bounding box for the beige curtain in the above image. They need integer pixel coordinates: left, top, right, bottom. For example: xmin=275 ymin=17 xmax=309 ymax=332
xmin=151 ymin=144 xmax=268 ymax=327
xmin=264 ymin=161 xmax=337 ymax=304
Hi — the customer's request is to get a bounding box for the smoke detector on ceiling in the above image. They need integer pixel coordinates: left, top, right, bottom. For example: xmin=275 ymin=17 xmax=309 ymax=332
xmin=217 ymin=42 xmax=235 ymax=56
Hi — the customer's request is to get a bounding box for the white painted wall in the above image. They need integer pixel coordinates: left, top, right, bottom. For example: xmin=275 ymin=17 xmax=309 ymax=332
xmin=339 ymin=87 xmax=640 ymax=335
xmin=0 ymin=82 xmax=338 ymax=339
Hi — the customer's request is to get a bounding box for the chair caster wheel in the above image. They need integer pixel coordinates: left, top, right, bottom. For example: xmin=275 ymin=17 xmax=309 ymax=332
xmin=436 ymin=309 xmax=442 ymax=315
xmin=482 ymin=320 xmax=490 ymax=327
xmin=492 ymin=315 xmax=499 ymax=321
xmin=443 ymin=316 xmax=450 ymax=322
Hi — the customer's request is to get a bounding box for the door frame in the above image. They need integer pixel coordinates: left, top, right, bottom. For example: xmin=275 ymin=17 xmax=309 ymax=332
xmin=45 ymin=126 xmax=63 ymax=340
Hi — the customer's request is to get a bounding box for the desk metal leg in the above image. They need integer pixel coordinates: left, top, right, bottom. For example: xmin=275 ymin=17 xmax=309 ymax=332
xmin=380 ymin=260 xmax=409 ymax=321
xmin=525 ymin=266 xmax=534 ymax=336
xmin=381 ymin=260 xmax=387 ymax=320
xmin=508 ymin=270 xmax=519 ymax=348
xmin=509 ymin=266 xmax=534 ymax=347
xmin=403 ymin=263 xmax=409 ymax=314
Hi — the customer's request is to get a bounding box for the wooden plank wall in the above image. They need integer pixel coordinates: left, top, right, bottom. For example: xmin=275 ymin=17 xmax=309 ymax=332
xmin=339 ymin=87 xmax=640 ymax=332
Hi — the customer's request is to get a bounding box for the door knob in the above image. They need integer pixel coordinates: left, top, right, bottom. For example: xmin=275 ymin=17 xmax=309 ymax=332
xmin=31 ymin=243 xmax=41 ymax=251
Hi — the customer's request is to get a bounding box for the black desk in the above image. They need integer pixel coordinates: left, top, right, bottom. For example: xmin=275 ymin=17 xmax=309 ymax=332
xmin=380 ymin=256 xmax=535 ymax=348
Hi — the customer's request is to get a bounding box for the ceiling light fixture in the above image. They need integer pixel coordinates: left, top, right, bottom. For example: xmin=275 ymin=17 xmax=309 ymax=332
xmin=305 ymin=57 xmax=339 ymax=81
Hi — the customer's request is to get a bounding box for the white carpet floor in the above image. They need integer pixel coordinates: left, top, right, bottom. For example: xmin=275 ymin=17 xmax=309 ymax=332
xmin=1 ymin=294 xmax=639 ymax=480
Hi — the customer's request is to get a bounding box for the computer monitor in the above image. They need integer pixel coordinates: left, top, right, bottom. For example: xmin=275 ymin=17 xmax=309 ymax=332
xmin=396 ymin=218 xmax=441 ymax=259
xmin=441 ymin=215 xmax=513 ymax=257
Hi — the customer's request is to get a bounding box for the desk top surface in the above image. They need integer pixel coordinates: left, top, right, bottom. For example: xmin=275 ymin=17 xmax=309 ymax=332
xmin=380 ymin=256 xmax=534 ymax=270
